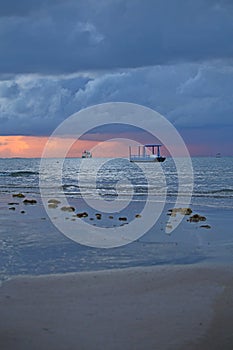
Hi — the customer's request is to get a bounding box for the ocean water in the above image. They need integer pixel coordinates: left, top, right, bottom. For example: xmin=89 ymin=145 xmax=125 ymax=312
xmin=0 ymin=156 xmax=233 ymax=280
xmin=1 ymin=156 xmax=233 ymax=204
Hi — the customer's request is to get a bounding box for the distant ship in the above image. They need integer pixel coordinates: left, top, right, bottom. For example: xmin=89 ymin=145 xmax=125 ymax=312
xmin=82 ymin=150 xmax=92 ymax=158
xmin=129 ymin=144 xmax=166 ymax=163
xmin=215 ymin=152 xmax=221 ymax=158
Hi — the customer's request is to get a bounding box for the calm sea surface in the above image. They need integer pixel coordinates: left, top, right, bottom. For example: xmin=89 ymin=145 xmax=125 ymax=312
xmin=0 ymin=157 xmax=232 ymax=280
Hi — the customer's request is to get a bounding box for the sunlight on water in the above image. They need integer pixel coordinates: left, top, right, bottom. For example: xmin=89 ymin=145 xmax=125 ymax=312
xmin=0 ymin=157 xmax=232 ymax=207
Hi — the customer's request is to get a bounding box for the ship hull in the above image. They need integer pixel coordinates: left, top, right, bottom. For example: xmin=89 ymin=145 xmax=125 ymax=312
xmin=130 ymin=156 xmax=166 ymax=163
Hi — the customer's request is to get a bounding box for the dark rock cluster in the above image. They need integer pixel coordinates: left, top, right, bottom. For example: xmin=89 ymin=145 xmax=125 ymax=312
xmin=167 ymin=207 xmax=211 ymax=229
xmin=8 ymin=193 xmax=38 ymax=213
xmin=46 ymin=198 xmax=143 ymax=228
xmin=188 ymin=214 xmax=207 ymax=222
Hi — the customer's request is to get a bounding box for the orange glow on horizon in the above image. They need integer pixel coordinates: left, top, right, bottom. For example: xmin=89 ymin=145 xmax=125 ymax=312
xmin=0 ymin=135 xmax=213 ymax=158
xmin=0 ymin=136 xmax=132 ymax=158
xmin=0 ymin=136 xmax=47 ymax=158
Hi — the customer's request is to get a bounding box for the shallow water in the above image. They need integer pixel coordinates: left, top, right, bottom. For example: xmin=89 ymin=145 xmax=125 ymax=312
xmin=0 ymin=157 xmax=233 ymax=280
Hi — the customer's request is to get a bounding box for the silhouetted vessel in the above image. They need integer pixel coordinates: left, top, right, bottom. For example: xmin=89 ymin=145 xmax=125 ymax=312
xmin=82 ymin=150 xmax=92 ymax=158
xmin=129 ymin=144 xmax=166 ymax=162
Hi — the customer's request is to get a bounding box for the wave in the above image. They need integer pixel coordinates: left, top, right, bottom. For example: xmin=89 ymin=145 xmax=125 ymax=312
xmin=208 ymin=188 xmax=233 ymax=194
xmin=193 ymin=188 xmax=233 ymax=196
xmin=10 ymin=171 xmax=39 ymax=177
xmin=0 ymin=171 xmax=38 ymax=177
xmin=62 ymin=184 xmax=80 ymax=189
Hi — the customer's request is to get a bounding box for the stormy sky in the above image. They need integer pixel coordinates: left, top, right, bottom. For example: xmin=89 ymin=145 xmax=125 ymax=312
xmin=0 ymin=0 xmax=233 ymax=154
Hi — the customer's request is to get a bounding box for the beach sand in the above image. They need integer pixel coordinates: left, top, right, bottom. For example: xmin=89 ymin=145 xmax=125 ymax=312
xmin=0 ymin=264 xmax=232 ymax=350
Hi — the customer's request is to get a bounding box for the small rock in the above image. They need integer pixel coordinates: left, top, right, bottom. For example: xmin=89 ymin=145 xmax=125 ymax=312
xmin=21 ymin=210 xmax=25 ymax=214
xmin=109 ymin=215 xmax=114 ymax=219
xmin=76 ymin=212 xmax=88 ymax=218
xmin=48 ymin=199 xmax=61 ymax=205
xmin=200 ymin=225 xmax=211 ymax=229
xmin=12 ymin=193 xmax=25 ymax=198
xmin=8 ymin=202 xmax=19 ymax=205
xmin=183 ymin=208 xmax=193 ymax=215
xmin=95 ymin=213 xmax=102 ymax=220
xmin=48 ymin=203 xmax=58 ymax=209
xmin=9 ymin=207 xmax=16 ymax=210
xmin=167 ymin=212 xmax=176 ymax=217
xmin=135 ymin=214 xmax=142 ymax=218
xmin=119 ymin=217 xmax=127 ymax=221
xmin=60 ymin=206 xmax=75 ymax=212
xmin=188 ymin=214 xmax=206 ymax=222
xmin=168 ymin=207 xmax=192 ymax=216
xmin=23 ymin=199 xmax=37 ymax=205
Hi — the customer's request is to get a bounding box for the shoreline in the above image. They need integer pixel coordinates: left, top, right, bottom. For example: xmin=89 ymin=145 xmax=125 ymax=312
xmin=0 ymin=264 xmax=233 ymax=350
xmin=1 ymin=191 xmax=233 ymax=281
xmin=1 ymin=188 xmax=233 ymax=349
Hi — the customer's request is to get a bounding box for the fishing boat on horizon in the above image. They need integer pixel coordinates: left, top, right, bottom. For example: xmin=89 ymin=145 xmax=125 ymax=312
xmin=82 ymin=150 xmax=92 ymax=158
xmin=129 ymin=144 xmax=166 ymax=163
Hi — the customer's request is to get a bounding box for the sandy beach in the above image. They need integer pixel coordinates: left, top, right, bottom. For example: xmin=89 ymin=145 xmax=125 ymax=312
xmin=0 ymin=264 xmax=232 ymax=350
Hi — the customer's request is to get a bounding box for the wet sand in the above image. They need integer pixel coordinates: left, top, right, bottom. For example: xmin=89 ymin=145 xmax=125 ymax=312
xmin=1 ymin=193 xmax=233 ymax=349
xmin=0 ymin=264 xmax=233 ymax=350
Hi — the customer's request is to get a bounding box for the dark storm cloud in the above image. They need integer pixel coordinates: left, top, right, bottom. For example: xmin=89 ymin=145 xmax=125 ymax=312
xmin=0 ymin=74 xmax=92 ymax=135
xmin=0 ymin=62 xmax=232 ymax=136
xmin=0 ymin=0 xmax=233 ymax=74
xmin=0 ymin=0 xmax=232 ymax=154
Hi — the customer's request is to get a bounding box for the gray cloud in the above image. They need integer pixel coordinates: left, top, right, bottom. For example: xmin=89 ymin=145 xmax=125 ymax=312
xmin=0 ymin=74 xmax=91 ymax=134
xmin=0 ymin=62 xmax=232 ymax=138
xmin=0 ymin=81 xmax=19 ymax=98
xmin=0 ymin=0 xmax=233 ymax=74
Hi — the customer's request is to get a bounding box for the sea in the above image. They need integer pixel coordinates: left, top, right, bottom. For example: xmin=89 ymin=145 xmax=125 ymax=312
xmin=0 ymin=156 xmax=233 ymax=281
